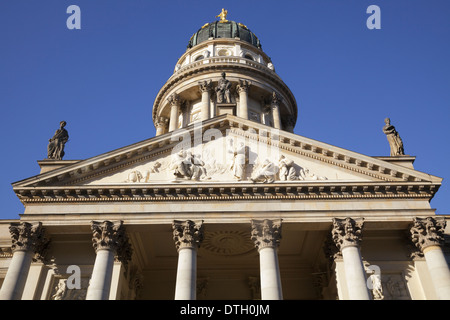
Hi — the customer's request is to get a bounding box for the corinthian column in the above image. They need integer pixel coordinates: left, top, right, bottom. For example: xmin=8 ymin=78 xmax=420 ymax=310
xmin=251 ymin=219 xmax=283 ymax=300
xmin=410 ymin=217 xmax=450 ymax=300
xmin=168 ymin=93 xmax=181 ymax=132
xmin=331 ymin=217 xmax=370 ymax=300
xmin=86 ymin=220 xmax=132 ymax=300
xmin=236 ymin=79 xmax=251 ymax=120
xmin=172 ymin=220 xmax=204 ymax=300
xmin=155 ymin=116 xmax=169 ymax=136
xmin=199 ymin=80 xmax=212 ymax=121
xmin=0 ymin=222 xmax=48 ymax=300
xmin=271 ymin=91 xmax=282 ymax=130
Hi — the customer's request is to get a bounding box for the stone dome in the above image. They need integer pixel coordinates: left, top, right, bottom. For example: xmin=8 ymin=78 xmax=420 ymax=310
xmin=187 ymin=20 xmax=261 ymax=50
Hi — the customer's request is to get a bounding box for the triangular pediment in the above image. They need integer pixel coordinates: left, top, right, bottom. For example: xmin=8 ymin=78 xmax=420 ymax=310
xmin=12 ymin=114 xmax=442 ymax=202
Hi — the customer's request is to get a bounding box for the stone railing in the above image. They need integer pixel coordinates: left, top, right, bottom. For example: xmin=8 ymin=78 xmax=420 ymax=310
xmin=170 ymin=56 xmax=277 ymax=80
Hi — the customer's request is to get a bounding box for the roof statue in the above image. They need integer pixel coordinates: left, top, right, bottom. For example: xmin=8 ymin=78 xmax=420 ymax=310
xmin=47 ymin=121 xmax=69 ymax=160
xmin=216 ymin=8 xmax=228 ymax=23
xmin=383 ymin=118 xmax=405 ymax=156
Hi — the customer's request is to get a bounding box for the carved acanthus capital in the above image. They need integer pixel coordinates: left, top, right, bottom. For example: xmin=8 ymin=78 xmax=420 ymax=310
xmin=9 ymin=222 xmax=49 ymax=261
xmin=91 ymin=220 xmax=133 ymax=264
xmin=236 ymin=79 xmax=251 ymax=93
xmin=410 ymin=216 xmax=446 ymax=252
xmin=155 ymin=116 xmax=169 ymax=129
xmin=167 ymin=93 xmax=182 ymax=106
xmin=270 ymin=91 xmax=282 ymax=106
xmin=251 ymin=219 xmax=282 ymax=251
xmin=198 ymin=80 xmax=213 ymax=94
xmin=172 ymin=220 xmax=204 ymax=251
xmin=331 ymin=217 xmax=364 ymax=251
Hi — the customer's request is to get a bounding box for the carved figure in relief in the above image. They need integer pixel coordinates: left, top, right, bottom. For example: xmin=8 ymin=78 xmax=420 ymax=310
xmin=251 ymin=159 xmax=276 ymax=183
xmin=298 ymin=167 xmax=327 ymax=181
xmin=228 ymin=139 xmax=249 ymax=181
xmin=278 ymin=155 xmax=297 ymax=181
xmin=216 ymin=72 xmax=232 ymax=103
xmin=142 ymin=161 xmax=161 ymax=182
xmin=383 ymin=118 xmax=405 ymax=156
xmin=126 ymin=170 xmax=144 ymax=183
xmin=47 ymin=121 xmax=69 ymax=160
xmin=170 ymin=150 xmax=209 ymax=181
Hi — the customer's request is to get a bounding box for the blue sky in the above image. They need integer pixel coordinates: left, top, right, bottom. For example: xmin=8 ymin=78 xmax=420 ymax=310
xmin=1 ymin=1 xmax=449 ymax=219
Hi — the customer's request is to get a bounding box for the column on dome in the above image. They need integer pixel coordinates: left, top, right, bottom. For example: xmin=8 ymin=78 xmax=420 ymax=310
xmin=155 ymin=116 xmax=169 ymax=136
xmin=168 ymin=93 xmax=181 ymax=132
xmin=172 ymin=220 xmax=204 ymax=300
xmin=86 ymin=220 xmax=132 ymax=300
xmin=271 ymin=91 xmax=282 ymax=130
xmin=410 ymin=216 xmax=450 ymax=300
xmin=198 ymin=80 xmax=212 ymax=121
xmin=0 ymin=222 xmax=48 ymax=300
xmin=331 ymin=217 xmax=371 ymax=300
xmin=251 ymin=219 xmax=283 ymax=300
xmin=236 ymin=79 xmax=251 ymax=120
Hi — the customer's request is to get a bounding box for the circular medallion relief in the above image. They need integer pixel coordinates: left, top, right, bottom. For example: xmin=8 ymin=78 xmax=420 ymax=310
xmin=202 ymin=230 xmax=255 ymax=256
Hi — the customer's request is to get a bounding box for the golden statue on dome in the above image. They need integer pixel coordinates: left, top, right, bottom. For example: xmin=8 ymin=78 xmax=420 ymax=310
xmin=216 ymin=8 xmax=228 ymax=23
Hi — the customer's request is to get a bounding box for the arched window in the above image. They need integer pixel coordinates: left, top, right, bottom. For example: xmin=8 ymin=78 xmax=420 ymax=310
xmin=244 ymin=54 xmax=254 ymax=61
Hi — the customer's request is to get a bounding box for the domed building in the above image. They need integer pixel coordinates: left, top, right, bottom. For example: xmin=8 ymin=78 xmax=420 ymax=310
xmin=0 ymin=10 xmax=449 ymax=301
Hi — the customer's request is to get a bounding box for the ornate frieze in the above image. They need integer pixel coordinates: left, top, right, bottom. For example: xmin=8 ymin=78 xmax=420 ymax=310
xmin=91 ymin=220 xmax=133 ymax=265
xmin=251 ymin=219 xmax=282 ymax=251
xmin=331 ymin=217 xmax=364 ymax=251
xmin=172 ymin=220 xmax=204 ymax=251
xmin=410 ymin=216 xmax=446 ymax=251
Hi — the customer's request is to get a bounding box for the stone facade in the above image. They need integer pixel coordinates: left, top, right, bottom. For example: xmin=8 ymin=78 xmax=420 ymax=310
xmin=0 ymin=11 xmax=449 ymax=300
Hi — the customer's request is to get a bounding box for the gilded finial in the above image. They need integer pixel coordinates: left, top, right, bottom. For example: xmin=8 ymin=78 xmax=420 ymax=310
xmin=216 ymin=8 xmax=228 ymax=23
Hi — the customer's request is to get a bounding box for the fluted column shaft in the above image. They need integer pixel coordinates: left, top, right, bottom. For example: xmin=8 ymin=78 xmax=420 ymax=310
xmin=173 ymin=220 xmax=204 ymax=300
xmin=332 ymin=217 xmax=370 ymax=300
xmin=86 ymin=220 xmax=132 ymax=300
xmin=410 ymin=217 xmax=450 ymax=300
xmin=199 ymin=80 xmax=212 ymax=121
xmin=251 ymin=219 xmax=283 ymax=300
xmin=0 ymin=222 xmax=47 ymax=300
xmin=168 ymin=93 xmax=181 ymax=132
xmin=237 ymin=80 xmax=251 ymax=120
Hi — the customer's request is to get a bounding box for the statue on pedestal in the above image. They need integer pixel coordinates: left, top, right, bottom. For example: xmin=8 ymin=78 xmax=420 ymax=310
xmin=47 ymin=121 xmax=69 ymax=160
xmin=216 ymin=72 xmax=232 ymax=103
xmin=383 ymin=118 xmax=405 ymax=156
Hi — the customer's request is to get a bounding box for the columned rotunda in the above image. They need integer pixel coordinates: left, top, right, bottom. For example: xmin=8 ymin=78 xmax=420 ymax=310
xmin=0 ymin=10 xmax=449 ymax=300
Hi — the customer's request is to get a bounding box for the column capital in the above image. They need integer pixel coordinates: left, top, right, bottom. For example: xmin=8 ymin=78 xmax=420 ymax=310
xmin=331 ymin=217 xmax=364 ymax=251
xmin=155 ymin=116 xmax=168 ymax=128
xmin=172 ymin=220 xmax=204 ymax=251
xmin=198 ymin=80 xmax=213 ymax=93
xmin=236 ymin=79 xmax=251 ymax=93
xmin=167 ymin=93 xmax=182 ymax=106
xmin=91 ymin=220 xmax=132 ymax=264
xmin=251 ymin=219 xmax=282 ymax=251
xmin=410 ymin=216 xmax=446 ymax=252
xmin=270 ymin=91 xmax=282 ymax=106
xmin=9 ymin=222 xmax=49 ymax=260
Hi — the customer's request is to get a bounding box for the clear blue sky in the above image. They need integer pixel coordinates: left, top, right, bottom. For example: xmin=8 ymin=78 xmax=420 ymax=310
xmin=1 ymin=1 xmax=449 ymax=219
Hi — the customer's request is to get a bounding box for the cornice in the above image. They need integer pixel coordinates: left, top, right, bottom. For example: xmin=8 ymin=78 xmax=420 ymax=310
xmin=14 ymin=181 xmax=439 ymax=204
